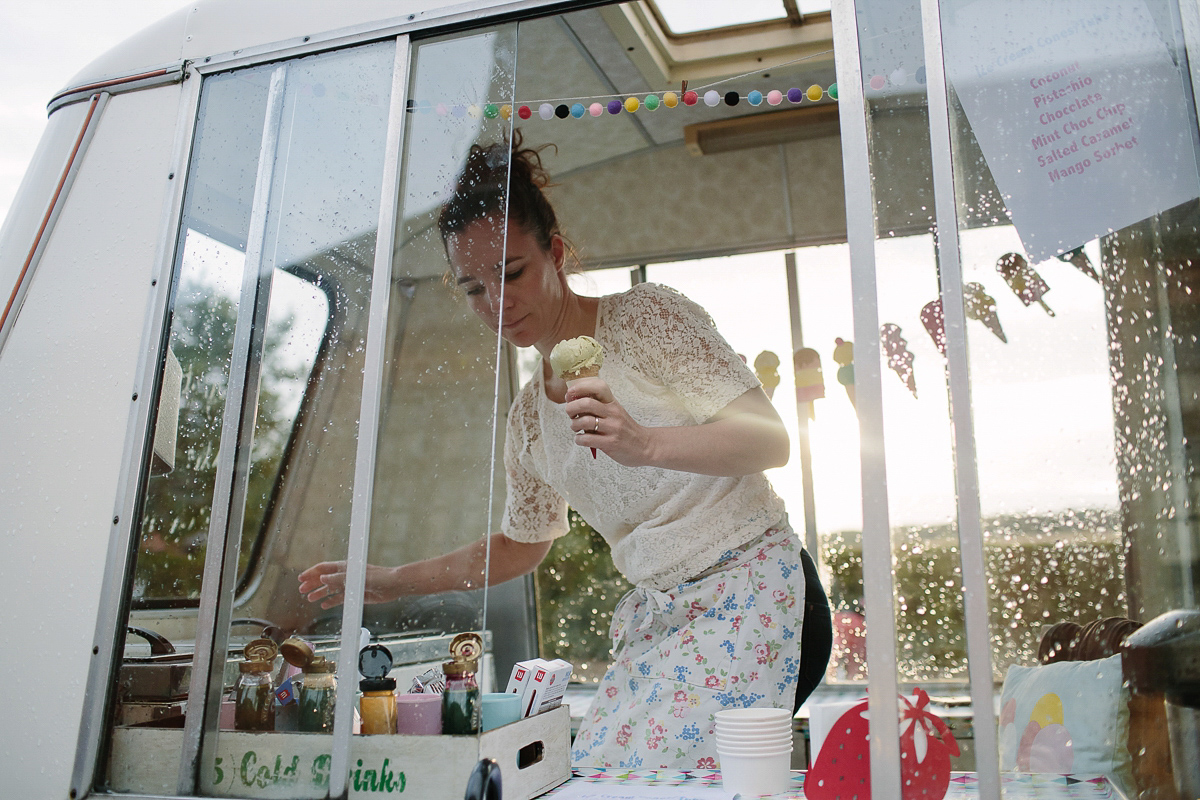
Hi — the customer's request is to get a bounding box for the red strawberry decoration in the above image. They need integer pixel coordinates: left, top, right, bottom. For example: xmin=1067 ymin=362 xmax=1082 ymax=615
xmin=806 ymin=697 xmax=871 ymax=800
xmin=806 ymin=688 xmax=959 ymax=800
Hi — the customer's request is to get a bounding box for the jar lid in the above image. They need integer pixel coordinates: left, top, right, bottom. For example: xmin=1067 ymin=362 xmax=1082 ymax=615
xmin=240 ymin=659 xmax=273 ymax=674
xmin=358 ymin=644 xmax=393 ymax=679
xmin=442 ymin=659 xmax=478 ymax=678
xmin=449 ymin=632 xmax=483 ymax=663
xmin=305 ymin=655 xmax=335 ymax=674
xmin=280 ymin=636 xmax=314 ymax=668
xmin=244 ymin=638 xmax=278 ymax=663
xmin=360 ymin=677 xmax=397 ymax=692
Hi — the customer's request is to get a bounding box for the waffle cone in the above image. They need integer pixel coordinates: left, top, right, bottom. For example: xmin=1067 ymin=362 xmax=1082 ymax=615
xmin=564 ymin=366 xmax=600 ymax=381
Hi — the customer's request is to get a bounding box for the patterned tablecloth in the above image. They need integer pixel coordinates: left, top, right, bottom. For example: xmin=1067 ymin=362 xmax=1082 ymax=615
xmin=543 ymin=769 xmax=1120 ymax=800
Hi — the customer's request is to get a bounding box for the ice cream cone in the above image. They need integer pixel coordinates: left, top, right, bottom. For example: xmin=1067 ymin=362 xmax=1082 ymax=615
xmin=564 ymin=365 xmax=600 ymax=381
xmin=551 ymin=336 xmax=606 ymax=459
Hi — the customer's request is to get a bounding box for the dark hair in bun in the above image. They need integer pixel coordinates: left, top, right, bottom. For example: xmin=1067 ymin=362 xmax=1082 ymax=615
xmin=438 ymin=129 xmax=560 ymax=253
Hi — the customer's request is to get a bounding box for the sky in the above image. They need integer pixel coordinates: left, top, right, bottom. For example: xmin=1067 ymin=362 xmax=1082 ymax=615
xmin=0 ymin=1 xmax=193 ymax=223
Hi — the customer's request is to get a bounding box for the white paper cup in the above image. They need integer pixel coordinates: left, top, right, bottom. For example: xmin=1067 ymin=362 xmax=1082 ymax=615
xmin=715 ymin=727 xmax=793 ymax=739
xmin=715 ymin=720 xmax=792 ymax=736
xmin=715 ymin=742 xmax=793 ymax=756
xmin=715 ymin=723 xmax=792 ymax=736
xmin=715 ymin=707 xmax=792 ymax=725
xmin=718 ymin=749 xmax=792 ymax=796
xmin=715 ymin=733 xmax=793 ymax=748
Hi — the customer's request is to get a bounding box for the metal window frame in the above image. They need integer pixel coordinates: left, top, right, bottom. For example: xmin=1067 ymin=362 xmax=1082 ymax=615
xmin=326 ymin=35 xmax=411 ymax=798
xmin=917 ymin=1 xmax=1001 ymax=797
xmin=186 ymin=0 xmax=601 ymax=78
xmin=71 ymin=5 xmax=551 ymax=794
xmin=100 ymin=32 xmax=417 ymax=799
xmin=180 ymin=62 xmax=290 ymax=794
xmin=70 ymin=68 xmax=204 ymax=800
xmin=829 ymin=0 xmax=903 ymax=795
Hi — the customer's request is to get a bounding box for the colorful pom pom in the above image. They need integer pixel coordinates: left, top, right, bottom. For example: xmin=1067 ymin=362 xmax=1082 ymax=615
xmin=703 ymin=90 xmax=720 ymax=107
xmin=555 ymin=104 xmax=570 ymax=119
xmin=517 ymin=105 xmax=532 ymax=120
xmin=499 ymin=104 xmax=512 ymax=120
xmin=827 ymin=84 xmax=838 ymax=100
xmin=806 ymin=84 xmax=823 ymax=102
xmin=747 ymin=90 xmax=763 ymax=106
xmin=767 ymin=90 xmax=783 ymax=105
xmin=571 ymin=103 xmax=585 ymax=118
xmin=915 ymin=66 xmax=926 ymax=85
xmin=724 ymin=91 xmax=739 ymax=106
xmin=663 ymin=91 xmax=679 ymax=108
xmin=539 ymin=103 xmax=554 ymax=120
xmin=683 ymin=90 xmax=698 ymax=106
xmin=589 ymin=103 xmax=603 ymax=117
xmin=467 ymin=104 xmax=481 ymax=118
xmin=607 ymin=100 xmax=623 ymax=114
xmin=786 ymin=88 xmax=803 ymax=103
xmin=483 ymin=103 xmax=499 ymax=119
xmin=644 ymin=94 xmax=660 ymax=110
xmin=870 ymin=75 xmax=886 ymax=90
xmin=452 ymin=105 xmax=466 ymax=117
xmin=624 ymin=96 xmax=640 ymax=112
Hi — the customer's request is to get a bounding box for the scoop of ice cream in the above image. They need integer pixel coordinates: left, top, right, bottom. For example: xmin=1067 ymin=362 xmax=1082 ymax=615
xmin=549 ymin=335 xmax=604 ymax=379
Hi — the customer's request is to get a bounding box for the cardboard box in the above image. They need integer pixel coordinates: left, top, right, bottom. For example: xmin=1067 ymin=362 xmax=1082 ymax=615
xmin=523 ymin=659 xmax=572 ymax=718
xmin=108 ymin=705 xmax=572 ymax=800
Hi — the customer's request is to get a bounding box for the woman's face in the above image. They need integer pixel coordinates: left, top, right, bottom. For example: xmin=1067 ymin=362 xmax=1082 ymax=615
xmin=447 ymin=216 xmax=567 ymax=349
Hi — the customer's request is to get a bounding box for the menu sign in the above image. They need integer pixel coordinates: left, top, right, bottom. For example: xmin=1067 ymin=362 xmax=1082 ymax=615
xmin=942 ymin=0 xmax=1199 ymax=262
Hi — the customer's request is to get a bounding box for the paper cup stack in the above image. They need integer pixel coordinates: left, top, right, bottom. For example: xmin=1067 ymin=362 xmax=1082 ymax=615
xmin=714 ymin=707 xmax=794 ymax=796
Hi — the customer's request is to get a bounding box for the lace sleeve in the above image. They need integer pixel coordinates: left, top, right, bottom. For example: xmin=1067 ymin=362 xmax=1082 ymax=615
xmin=616 ymin=283 xmax=761 ymax=421
xmin=500 ymin=386 xmax=570 ymax=543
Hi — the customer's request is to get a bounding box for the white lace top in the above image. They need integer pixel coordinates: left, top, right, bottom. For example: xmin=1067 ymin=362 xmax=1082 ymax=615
xmin=501 ymin=283 xmax=786 ymax=590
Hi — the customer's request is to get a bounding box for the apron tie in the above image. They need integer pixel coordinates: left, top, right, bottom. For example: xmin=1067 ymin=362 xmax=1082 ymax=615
xmin=633 ymin=587 xmax=675 ymax=633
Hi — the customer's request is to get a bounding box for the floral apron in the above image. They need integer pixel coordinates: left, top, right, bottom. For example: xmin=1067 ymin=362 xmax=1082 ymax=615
xmin=570 ymin=523 xmax=806 ymax=769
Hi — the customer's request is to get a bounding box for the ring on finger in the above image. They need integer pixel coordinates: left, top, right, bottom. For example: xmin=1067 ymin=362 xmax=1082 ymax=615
xmin=593 ymin=418 xmax=601 ymax=433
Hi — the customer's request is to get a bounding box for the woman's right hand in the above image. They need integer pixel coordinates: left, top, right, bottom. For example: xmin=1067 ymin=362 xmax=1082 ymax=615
xmin=298 ymin=562 xmax=403 ymax=609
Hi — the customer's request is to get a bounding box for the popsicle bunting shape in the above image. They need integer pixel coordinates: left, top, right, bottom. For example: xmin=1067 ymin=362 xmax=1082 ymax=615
xmin=1057 ymin=246 xmax=1101 ymax=283
xmin=963 ymin=282 xmax=1008 ymax=343
xmin=832 ymin=338 xmax=855 ymax=408
xmin=880 ymin=323 xmax=917 ymax=397
xmin=921 ymin=299 xmax=947 ymax=355
xmin=806 ymin=688 xmax=960 ymax=800
xmin=753 ymin=350 xmax=781 ymax=400
xmin=793 ymin=347 xmax=825 ymax=419
xmin=997 ymin=252 xmax=1055 ymax=316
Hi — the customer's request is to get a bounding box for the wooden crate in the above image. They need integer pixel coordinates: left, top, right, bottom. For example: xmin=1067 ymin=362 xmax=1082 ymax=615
xmin=108 ymin=705 xmax=571 ymax=799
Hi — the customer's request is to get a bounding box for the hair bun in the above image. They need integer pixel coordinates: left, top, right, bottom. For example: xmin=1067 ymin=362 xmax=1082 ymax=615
xmin=439 ymin=129 xmax=560 ymax=253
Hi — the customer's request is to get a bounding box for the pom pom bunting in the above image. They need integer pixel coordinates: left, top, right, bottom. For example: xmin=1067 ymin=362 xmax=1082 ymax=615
xmin=413 ymin=53 xmax=840 ymax=124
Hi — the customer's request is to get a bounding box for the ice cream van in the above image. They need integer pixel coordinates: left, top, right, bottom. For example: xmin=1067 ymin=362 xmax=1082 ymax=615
xmin=2 ymin=1 xmax=1199 ymax=798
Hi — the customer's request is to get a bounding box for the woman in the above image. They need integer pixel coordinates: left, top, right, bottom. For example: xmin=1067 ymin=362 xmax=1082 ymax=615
xmin=299 ymin=133 xmax=830 ymax=769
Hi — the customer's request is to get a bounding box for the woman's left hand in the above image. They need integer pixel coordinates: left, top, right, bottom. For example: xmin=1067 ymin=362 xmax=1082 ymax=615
xmin=566 ymin=381 xmax=788 ymax=476
xmin=565 ymin=377 xmax=656 ymax=466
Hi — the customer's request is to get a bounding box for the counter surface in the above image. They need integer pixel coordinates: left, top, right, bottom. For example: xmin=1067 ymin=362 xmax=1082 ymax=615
xmin=542 ymin=769 xmax=1121 ymax=799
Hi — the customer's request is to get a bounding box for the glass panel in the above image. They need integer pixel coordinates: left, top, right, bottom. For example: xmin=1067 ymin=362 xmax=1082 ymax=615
xmin=851 ymin=0 xmax=976 ymax=774
xmin=938 ymin=0 xmax=1200 ymax=794
xmin=364 ymin=18 xmax=517 ymax=710
xmin=106 ymin=64 xmax=271 ymax=795
xmin=198 ymin=41 xmax=396 ymax=798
